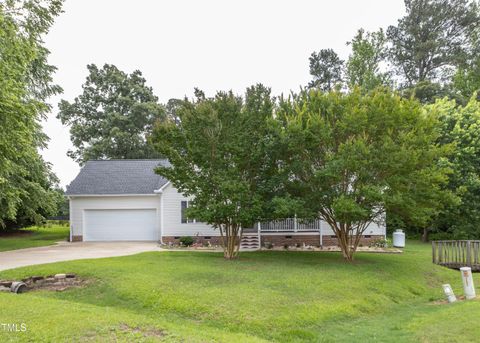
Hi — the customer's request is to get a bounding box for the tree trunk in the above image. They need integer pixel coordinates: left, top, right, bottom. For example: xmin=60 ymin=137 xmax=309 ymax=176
xmin=421 ymin=227 xmax=429 ymax=243
xmin=221 ymin=222 xmax=241 ymax=260
xmin=336 ymin=225 xmax=355 ymax=262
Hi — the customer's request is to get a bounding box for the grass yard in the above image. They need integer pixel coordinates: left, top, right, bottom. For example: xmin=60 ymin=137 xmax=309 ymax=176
xmin=0 ymin=241 xmax=479 ymax=342
xmin=0 ymin=225 xmax=69 ymax=252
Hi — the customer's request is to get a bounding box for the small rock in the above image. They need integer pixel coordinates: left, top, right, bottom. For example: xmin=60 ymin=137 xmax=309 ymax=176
xmin=0 ymin=286 xmax=10 ymax=292
xmin=45 ymin=278 xmax=55 ymax=283
xmin=54 ymin=274 xmax=66 ymax=279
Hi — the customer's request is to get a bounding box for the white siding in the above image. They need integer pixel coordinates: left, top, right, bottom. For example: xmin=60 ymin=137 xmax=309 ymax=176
xmin=69 ymin=187 xmax=386 ymax=240
xmin=70 ymin=195 xmax=161 ymax=238
xmin=319 ymin=220 xmax=385 ymax=236
xmin=161 ymin=184 xmax=219 ymax=237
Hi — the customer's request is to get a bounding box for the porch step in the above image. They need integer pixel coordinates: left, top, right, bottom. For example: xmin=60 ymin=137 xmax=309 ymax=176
xmin=240 ymin=234 xmax=260 ymax=251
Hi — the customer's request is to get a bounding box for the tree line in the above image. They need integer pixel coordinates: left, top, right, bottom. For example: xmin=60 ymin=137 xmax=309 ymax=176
xmin=0 ymin=0 xmax=65 ymax=230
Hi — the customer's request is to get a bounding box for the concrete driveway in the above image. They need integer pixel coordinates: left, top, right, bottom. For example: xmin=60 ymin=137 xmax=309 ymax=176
xmin=0 ymin=241 xmax=163 ymax=271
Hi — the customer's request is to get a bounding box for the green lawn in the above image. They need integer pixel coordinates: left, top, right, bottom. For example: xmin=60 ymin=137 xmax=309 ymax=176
xmin=0 ymin=225 xmax=69 ymax=252
xmin=0 ymin=242 xmax=478 ymax=342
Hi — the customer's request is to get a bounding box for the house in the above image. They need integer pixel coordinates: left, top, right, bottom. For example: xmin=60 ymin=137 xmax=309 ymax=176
xmin=66 ymin=159 xmax=386 ymax=246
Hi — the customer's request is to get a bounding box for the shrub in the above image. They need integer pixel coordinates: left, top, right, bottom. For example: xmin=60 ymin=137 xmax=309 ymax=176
xmin=265 ymin=242 xmax=273 ymax=249
xmin=179 ymin=236 xmax=194 ymax=247
xmin=369 ymin=238 xmax=391 ymax=248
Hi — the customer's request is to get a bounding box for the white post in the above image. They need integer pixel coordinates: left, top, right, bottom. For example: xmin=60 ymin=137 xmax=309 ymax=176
xmin=294 ymin=215 xmax=298 ymax=233
xmin=257 ymin=222 xmax=261 ymax=247
xmin=442 ymin=284 xmax=457 ymax=303
xmin=319 ymin=219 xmax=323 ymax=247
xmin=460 ymin=267 xmax=476 ymax=300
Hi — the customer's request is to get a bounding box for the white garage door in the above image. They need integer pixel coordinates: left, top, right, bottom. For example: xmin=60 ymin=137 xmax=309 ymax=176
xmin=84 ymin=209 xmax=157 ymax=241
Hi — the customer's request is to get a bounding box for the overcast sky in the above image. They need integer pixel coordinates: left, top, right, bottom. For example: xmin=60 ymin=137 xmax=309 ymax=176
xmin=41 ymin=0 xmax=405 ymax=187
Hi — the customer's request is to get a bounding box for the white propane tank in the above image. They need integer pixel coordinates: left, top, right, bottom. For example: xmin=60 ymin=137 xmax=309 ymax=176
xmin=393 ymin=229 xmax=405 ymax=248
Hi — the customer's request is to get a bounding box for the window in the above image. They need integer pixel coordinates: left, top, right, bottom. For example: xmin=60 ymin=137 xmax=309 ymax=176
xmin=181 ymin=201 xmax=196 ymax=223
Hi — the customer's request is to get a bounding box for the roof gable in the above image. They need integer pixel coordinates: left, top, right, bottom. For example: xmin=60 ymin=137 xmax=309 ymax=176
xmin=65 ymin=159 xmax=169 ymax=195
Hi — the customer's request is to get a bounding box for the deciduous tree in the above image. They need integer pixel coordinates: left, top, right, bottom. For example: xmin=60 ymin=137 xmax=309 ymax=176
xmin=430 ymin=97 xmax=480 ymax=239
xmin=151 ymin=85 xmax=277 ymax=259
xmin=0 ymin=0 xmax=63 ymax=228
xmin=58 ymin=64 xmax=165 ymax=164
xmin=276 ymin=88 xmax=452 ymax=261
xmin=346 ymin=29 xmax=390 ymax=91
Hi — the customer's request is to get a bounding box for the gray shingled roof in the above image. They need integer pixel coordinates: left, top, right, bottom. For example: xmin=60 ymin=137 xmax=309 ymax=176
xmin=65 ymin=159 xmax=170 ymax=195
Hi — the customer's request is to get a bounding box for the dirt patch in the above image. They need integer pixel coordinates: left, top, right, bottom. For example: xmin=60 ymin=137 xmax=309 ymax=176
xmin=430 ymin=295 xmax=480 ymax=305
xmin=119 ymin=323 xmax=165 ymax=338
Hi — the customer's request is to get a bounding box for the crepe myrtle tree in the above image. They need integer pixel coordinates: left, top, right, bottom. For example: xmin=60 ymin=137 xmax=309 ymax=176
xmin=151 ymin=85 xmax=277 ymax=259
xmin=275 ymin=88 xmax=453 ymax=261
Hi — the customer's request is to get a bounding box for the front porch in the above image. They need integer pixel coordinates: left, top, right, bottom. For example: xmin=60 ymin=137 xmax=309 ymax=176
xmin=241 ymin=218 xmax=385 ymax=251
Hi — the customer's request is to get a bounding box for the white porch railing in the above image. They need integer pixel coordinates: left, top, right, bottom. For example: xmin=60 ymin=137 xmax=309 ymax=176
xmin=260 ymin=218 xmax=322 ymax=232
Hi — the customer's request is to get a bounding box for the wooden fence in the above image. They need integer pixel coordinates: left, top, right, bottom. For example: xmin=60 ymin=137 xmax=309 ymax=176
xmin=432 ymin=240 xmax=480 ymax=271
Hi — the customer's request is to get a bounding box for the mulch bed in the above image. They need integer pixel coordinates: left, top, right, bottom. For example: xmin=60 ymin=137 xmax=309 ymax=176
xmin=262 ymin=246 xmax=403 ymax=254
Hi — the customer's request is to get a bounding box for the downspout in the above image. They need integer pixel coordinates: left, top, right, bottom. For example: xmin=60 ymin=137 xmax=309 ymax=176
xmin=384 ymin=212 xmax=387 ymax=240
xmin=154 ymin=182 xmax=170 ymax=245
xmin=68 ymin=196 xmax=72 ymax=242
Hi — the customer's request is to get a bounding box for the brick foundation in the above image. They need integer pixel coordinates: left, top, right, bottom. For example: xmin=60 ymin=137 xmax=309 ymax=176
xmin=71 ymin=235 xmax=83 ymax=242
xmin=261 ymin=234 xmax=384 ymax=247
xmin=162 ymin=236 xmax=224 ymax=245
xmin=163 ymin=234 xmax=384 ymax=247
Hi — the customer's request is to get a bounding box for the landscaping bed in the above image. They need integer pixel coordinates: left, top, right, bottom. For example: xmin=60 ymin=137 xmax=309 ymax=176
xmin=261 ymin=245 xmax=402 ymax=253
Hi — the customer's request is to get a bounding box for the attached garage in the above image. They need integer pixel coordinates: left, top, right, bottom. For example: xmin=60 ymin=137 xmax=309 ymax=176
xmin=66 ymin=160 xmax=168 ymax=242
xmin=83 ymin=209 xmax=157 ymax=241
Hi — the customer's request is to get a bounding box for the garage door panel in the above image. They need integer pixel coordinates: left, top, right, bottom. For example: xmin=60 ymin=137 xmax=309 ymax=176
xmin=84 ymin=209 xmax=157 ymax=241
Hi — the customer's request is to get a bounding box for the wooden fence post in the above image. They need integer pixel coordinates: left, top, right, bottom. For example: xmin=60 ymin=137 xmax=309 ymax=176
xmin=467 ymin=240 xmax=472 ymax=267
